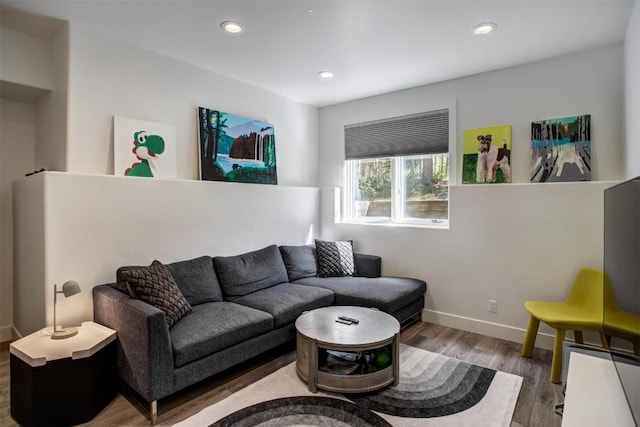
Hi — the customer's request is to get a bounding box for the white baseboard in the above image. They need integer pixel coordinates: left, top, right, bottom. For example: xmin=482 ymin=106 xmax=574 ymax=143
xmin=421 ymin=309 xmax=558 ymax=351
xmin=0 ymin=324 xmax=18 ymax=343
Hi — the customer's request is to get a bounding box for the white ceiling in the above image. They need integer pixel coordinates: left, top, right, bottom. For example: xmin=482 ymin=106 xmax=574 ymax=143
xmin=2 ymin=0 xmax=636 ymax=107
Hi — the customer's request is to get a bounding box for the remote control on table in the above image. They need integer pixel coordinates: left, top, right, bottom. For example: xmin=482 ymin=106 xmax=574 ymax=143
xmin=335 ymin=319 xmax=352 ymax=325
xmin=338 ymin=316 xmax=359 ymax=324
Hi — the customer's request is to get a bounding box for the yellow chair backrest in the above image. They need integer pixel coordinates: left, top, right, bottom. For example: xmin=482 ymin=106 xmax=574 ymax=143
xmin=565 ymin=268 xmax=604 ymax=320
xmin=603 ymin=273 xmax=623 ymax=312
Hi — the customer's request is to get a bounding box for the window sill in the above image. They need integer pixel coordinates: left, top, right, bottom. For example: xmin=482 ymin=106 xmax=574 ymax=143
xmin=339 ymin=218 xmax=449 ymax=230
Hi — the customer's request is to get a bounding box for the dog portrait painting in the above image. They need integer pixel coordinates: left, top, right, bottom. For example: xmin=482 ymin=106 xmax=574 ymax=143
xmin=463 ymin=125 xmax=512 ymax=184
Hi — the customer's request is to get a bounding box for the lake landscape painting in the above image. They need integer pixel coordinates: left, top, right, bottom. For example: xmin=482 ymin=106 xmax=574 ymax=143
xmin=198 ymin=107 xmax=278 ymax=185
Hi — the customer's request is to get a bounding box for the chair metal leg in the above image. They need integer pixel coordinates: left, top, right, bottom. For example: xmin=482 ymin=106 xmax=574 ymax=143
xmin=150 ymin=400 xmax=158 ymax=426
xmin=522 ymin=316 xmax=540 ymax=357
xmin=551 ymin=329 xmax=566 ymax=383
xmin=573 ymin=330 xmax=584 ymax=344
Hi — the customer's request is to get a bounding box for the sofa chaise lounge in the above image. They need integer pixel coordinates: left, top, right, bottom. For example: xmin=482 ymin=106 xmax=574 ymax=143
xmin=93 ymin=243 xmax=426 ymax=424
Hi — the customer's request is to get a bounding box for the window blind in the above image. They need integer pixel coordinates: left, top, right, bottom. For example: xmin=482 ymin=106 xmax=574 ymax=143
xmin=344 ymin=109 xmax=449 ymax=160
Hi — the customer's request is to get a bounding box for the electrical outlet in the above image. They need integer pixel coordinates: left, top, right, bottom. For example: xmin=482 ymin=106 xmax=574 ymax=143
xmin=488 ymin=300 xmax=497 ymax=313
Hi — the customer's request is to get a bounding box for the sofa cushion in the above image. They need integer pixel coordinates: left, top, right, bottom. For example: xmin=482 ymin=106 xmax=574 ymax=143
xmin=279 ymin=245 xmax=317 ymax=281
xmin=170 ymin=302 xmax=274 ymax=368
xmin=120 ymin=260 xmax=193 ymax=328
xmin=165 ymin=256 xmax=222 ymax=305
xmin=315 ymin=239 xmax=355 ymax=277
xmin=353 ymin=254 xmax=382 ymax=278
xmin=294 ymin=276 xmax=426 ymax=314
xmin=213 ymin=245 xmax=289 ymax=300
xmin=232 ymin=283 xmax=334 ymax=328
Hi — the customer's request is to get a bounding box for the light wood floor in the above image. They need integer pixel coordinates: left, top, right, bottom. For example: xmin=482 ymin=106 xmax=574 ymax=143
xmin=0 ymin=321 xmax=562 ymax=426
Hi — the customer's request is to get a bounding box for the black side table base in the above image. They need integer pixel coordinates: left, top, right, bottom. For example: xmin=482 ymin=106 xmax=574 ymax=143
xmin=11 ymin=341 xmax=116 ymax=426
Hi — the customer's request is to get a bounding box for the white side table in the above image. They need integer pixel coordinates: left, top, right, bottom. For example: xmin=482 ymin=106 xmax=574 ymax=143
xmin=10 ymin=321 xmax=117 ymax=426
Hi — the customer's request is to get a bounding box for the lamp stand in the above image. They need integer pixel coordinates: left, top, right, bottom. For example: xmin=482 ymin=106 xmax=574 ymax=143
xmin=52 ymin=327 xmax=78 ymax=339
xmin=52 ymin=284 xmax=78 ymax=339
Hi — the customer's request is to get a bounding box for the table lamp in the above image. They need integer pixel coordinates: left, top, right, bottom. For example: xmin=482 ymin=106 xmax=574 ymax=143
xmin=52 ymin=280 xmax=81 ymax=339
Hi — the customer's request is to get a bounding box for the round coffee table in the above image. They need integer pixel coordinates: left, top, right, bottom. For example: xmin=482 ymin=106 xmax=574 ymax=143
xmin=295 ymin=306 xmax=400 ymax=393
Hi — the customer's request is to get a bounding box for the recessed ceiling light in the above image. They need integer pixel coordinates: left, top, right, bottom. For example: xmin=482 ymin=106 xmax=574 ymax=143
xmin=220 ymin=21 xmax=243 ymax=34
xmin=318 ymin=70 xmax=334 ymax=79
xmin=473 ymin=22 xmax=497 ymax=35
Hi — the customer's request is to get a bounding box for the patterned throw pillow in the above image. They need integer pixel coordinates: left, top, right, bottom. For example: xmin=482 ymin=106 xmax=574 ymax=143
xmin=315 ymin=239 xmax=355 ymax=277
xmin=120 ymin=260 xmax=192 ymax=328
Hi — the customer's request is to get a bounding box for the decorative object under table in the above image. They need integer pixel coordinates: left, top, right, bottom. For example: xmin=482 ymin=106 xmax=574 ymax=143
xmin=295 ymin=306 xmax=400 ymax=393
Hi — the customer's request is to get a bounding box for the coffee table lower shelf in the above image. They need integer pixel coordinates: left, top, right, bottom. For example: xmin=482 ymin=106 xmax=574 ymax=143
xmin=296 ymin=330 xmax=399 ymax=393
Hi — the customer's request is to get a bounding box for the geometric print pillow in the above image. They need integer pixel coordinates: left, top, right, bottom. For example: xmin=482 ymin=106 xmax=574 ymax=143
xmin=120 ymin=260 xmax=192 ymax=328
xmin=315 ymin=239 xmax=355 ymax=278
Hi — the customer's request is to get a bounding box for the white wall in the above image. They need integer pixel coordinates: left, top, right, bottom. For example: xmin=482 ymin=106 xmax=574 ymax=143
xmin=625 ymin=0 xmax=640 ymax=178
xmin=66 ymin=24 xmax=319 ymax=186
xmin=10 ymin=23 xmax=322 ymax=336
xmin=0 ymin=23 xmax=68 ymax=173
xmin=34 ymin=24 xmax=68 ymax=172
xmin=12 ymin=173 xmax=45 ymax=339
xmin=319 ymin=45 xmax=625 ymax=349
xmin=320 ymin=45 xmax=623 ymax=187
xmin=13 ymin=172 xmax=321 ymax=336
xmin=5 ymin=19 xmax=630 ymax=348
xmin=0 ymin=27 xmax=52 ymax=90
xmin=0 ymin=22 xmax=67 ymax=341
xmin=0 ymin=99 xmax=36 ymax=341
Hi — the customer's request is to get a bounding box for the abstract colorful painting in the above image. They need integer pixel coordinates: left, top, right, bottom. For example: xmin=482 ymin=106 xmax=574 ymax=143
xmin=530 ymin=115 xmax=591 ymax=183
xmin=113 ymin=117 xmax=177 ymax=178
xmin=198 ymin=107 xmax=277 ymax=185
xmin=462 ymin=125 xmax=512 ymax=184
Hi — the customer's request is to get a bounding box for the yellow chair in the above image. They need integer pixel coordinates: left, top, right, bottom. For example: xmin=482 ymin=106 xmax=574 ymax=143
xmin=521 ymin=268 xmax=608 ymax=383
xmin=604 ymin=277 xmax=640 ymax=356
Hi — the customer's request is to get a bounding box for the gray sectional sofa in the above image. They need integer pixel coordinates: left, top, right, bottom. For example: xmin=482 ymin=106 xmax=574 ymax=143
xmin=93 ymin=243 xmax=426 ymax=424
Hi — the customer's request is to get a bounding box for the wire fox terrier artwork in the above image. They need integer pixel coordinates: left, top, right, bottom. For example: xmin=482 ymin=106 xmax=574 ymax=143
xmin=463 ymin=125 xmax=512 ymax=184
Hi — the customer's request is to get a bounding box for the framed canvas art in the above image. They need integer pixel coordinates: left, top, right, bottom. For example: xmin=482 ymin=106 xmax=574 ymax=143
xmin=198 ymin=107 xmax=277 ymax=185
xmin=462 ymin=124 xmax=512 ymax=184
xmin=113 ymin=117 xmax=177 ymax=178
xmin=530 ymin=115 xmax=591 ymax=183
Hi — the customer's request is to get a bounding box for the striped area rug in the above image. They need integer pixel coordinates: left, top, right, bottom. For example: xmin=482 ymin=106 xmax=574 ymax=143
xmin=174 ymin=344 xmax=523 ymax=427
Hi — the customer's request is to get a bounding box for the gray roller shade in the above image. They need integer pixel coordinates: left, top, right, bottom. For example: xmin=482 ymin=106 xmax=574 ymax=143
xmin=344 ymin=109 xmax=449 ymax=160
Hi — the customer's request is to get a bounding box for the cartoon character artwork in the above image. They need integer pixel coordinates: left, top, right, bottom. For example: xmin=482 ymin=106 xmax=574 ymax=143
xmin=124 ymin=130 xmax=165 ymax=177
xmin=113 ymin=117 xmax=177 ymax=179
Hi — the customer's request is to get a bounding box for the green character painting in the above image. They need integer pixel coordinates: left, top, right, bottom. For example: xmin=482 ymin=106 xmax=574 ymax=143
xmin=124 ymin=130 xmax=165 ymax=177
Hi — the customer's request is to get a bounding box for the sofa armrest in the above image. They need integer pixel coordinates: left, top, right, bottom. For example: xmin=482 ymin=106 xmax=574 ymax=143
xmin=93 ymin=285 xmax=174 ymax=403
xmin=354 ymin=253 xmax=381 ymax=278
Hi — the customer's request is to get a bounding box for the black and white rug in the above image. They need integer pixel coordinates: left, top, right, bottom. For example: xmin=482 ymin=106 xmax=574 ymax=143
xmin=175 ymin=344 xmax=522 ymax=427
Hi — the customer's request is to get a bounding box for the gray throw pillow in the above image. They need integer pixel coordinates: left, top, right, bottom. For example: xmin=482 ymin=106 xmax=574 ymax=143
xmin=120 ymin=260 xmax=192 ymax=328
xmin=115 ymin=265 xmax=143 ymax=298
xmin=314 ymin=239 xmax=355 ymax=277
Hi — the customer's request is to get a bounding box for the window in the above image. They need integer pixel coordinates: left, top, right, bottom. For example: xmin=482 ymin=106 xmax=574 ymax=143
xmin=343 ymin=109 xmax=449 ymax=226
